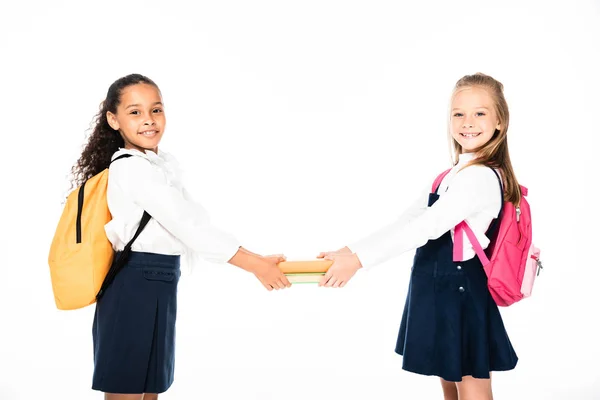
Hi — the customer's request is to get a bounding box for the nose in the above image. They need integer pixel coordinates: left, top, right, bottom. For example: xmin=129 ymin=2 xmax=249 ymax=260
xmin=462 ymin=115 xmax=474 ymax=128
xmin=143 ymin=115 xmax=156 ymax=126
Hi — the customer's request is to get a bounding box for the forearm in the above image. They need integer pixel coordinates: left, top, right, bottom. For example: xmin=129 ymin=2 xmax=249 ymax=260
xmin=227 ymin=247 xmax=268 ymax=274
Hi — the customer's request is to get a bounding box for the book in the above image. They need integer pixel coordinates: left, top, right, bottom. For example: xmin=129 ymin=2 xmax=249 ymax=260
xmin=278 ymin=260 xmax=333 ymax=274
xmin=277 ymin=260 xmax=332 ymax=284
xmin=285 ymin=272 xmax=325 ymax=284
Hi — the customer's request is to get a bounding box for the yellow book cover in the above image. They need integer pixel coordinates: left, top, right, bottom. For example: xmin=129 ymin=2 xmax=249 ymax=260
xmin=278 ymin=260 xmax=333 ymax=274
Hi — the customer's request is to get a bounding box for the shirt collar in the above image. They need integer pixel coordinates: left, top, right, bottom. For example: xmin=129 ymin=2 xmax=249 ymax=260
xmin=112 ymin=147 xmax=172 ymax=165
xmin=112 ymin=147 xmax=183 ymax=185
xmin=457 ymin=152 xmax=476 ymax=164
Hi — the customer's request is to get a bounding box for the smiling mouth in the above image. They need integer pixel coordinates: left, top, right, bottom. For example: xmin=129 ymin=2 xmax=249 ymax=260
xmin=139 ymin=130 xmax=159 ymax=137
xmin=460 ymin=132 xmax=481 ymax=138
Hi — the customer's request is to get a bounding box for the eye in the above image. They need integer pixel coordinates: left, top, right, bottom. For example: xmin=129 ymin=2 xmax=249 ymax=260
xmin=153 ymin=108 xmax=163 ymax=113
xmin=476 ymin=112 xmax=486 ymax=116
xmin=453 ymin=112 xmax=463 ymax=117
xmin=129 ymin=110 xmax=140 ymax=115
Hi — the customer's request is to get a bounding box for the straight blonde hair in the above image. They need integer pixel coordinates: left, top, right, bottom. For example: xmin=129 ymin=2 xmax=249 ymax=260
xmin=448 ymin=73 xmax=521 ymax=206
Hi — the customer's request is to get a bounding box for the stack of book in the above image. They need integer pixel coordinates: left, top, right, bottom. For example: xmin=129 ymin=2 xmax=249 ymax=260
xmin=278 ymin=260 xmax=333 ymax=284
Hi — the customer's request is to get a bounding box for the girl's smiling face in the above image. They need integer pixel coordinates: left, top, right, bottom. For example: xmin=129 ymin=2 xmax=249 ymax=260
xmin=107 ymin=83 xmax=165 ymax=154
xmin=450 ymin=86 xmax=501 ymax=153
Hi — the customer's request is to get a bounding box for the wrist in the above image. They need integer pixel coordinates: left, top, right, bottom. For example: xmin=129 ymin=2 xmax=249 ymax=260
xmin=352 ymin=252 xmax=363 ymax=269
xmin=228 ymin=247 xmax=266 ymax=274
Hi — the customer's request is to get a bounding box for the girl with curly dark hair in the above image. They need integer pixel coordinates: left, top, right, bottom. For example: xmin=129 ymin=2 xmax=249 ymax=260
xmin=74 ymin=74 xmax=291 ymax=399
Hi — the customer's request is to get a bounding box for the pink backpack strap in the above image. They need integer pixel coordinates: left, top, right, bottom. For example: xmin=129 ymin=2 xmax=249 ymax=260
xmin=453 ymin=222 xmax=463 ymax=261
xmin=432 ymin=168 xmax=490 ymax=266
xmin=453 ymin=221 xmax=490 ymax=266
xmin=432 ymin=169 xmax=452 ymax=193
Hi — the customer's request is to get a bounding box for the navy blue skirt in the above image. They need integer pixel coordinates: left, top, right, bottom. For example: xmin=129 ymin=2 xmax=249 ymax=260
xmin=92 ymin=251 xmax=181 ymax=394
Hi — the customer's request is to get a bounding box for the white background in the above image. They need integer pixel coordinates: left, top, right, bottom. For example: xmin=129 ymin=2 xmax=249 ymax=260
xmin=1 ymin=1 xmax=599 ymax=399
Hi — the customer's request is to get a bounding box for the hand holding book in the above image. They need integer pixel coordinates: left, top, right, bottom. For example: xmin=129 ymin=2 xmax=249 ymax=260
xmin=228 ymin=248 xmax=291 ymax=290
xmin=272 ymin=246 xmax=363 ymax=287
xmin=316 ymin=247 xmax=363 ymax=288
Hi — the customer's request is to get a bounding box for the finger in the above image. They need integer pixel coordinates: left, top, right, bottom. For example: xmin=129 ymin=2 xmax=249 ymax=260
xmin=326 ymin=276 xmax=338 ymax=287
xmin=319 ymin=272 xmax=332 ymax=287
xmin=322 ymin=271 xmax=336 ymax=287
xmin=276 ymin=278 xmax=287 ymax=289
xmin=258 ymin=276 xmax=272 ymax=291
xmin=273 ymin=278 xmax=285 ymax=289
xmin=280 ymin=275 xmax=292 ymax=287
xmin=318 ymin=251 xmax=335 ymax=259
xmin=340 ymin=280 xmax=347 ymax=288
xmin=269 ymin=255 xmax=287 ymax=264
xmin=333 ymin=279 xmax=343 ymax=288
xmin=265 ymin=254 xmax=284 ymax=259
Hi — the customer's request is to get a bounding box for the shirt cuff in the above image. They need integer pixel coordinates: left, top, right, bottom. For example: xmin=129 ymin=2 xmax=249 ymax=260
xmin=346 ymin=242 xmax=379 ymax=271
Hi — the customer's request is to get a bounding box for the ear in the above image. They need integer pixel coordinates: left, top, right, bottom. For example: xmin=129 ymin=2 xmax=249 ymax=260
xmin=106 ymin=111 xmax=119 ymax=131
xmin=496 ymin=119 xmax=501 ymax=131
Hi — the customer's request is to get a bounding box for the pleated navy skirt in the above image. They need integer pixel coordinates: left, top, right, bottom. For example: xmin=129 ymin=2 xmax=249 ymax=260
xmin=395 ymin=191 xmax=518 ymax=382
xmin=92 ymin=251 xmax=181 ymax=394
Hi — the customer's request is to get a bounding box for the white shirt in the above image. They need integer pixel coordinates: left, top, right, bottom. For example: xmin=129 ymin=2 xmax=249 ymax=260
xmin=104 ymin=148 xmax=241 ymax=265
xmin=347 ymin=152 xmax=502 ymax=270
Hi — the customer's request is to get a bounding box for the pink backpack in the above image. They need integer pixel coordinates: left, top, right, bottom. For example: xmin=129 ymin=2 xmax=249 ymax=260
xmin=433 ymin=168 xmax=543 ymax=307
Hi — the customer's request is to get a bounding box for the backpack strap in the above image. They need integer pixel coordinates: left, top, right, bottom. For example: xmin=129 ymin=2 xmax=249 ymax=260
xmin=485 ymin=168 xmax=505 ymax=236
xmin=432 ymin=169 xmax=452 ymax=194
xmin=111 ymin=153 xmax=133 ymax=163
xmin=97 ymin=211 xmax=151 ymax=299
xmin=452 ymin=167 xmax=504 ymax=264
xmin=453 ymin=221 xmax=491 ymax=265
xmin=96 ymin=153 xmax=152 ymax=300
xmin=75 ymin=154 xmax=142 ymax=243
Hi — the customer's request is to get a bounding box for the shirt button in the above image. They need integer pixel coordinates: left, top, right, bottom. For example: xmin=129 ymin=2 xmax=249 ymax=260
xmin=457 ymin=265 xmax=462 ymax=270
xmin=458 ymin=286 xmax=465 ymax=292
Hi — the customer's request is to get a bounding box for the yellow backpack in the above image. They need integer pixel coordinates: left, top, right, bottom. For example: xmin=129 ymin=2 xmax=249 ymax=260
xmin=48 ymin=154 xmax=151 ymax=310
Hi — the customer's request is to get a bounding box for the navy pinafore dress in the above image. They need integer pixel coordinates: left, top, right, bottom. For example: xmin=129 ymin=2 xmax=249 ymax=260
xmin=395 ymin=171 xmax=518 ymax=382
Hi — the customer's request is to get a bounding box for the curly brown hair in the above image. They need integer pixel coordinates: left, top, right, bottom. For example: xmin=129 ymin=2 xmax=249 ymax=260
xmin=68 ymin=73 xmax=160 ymax=192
